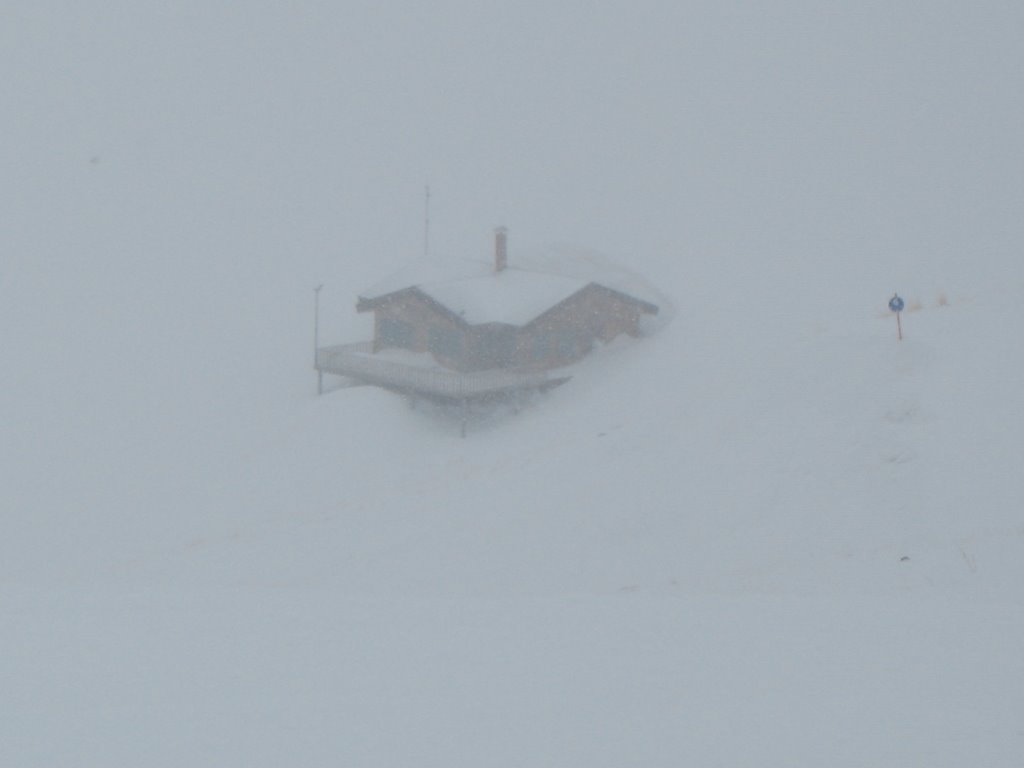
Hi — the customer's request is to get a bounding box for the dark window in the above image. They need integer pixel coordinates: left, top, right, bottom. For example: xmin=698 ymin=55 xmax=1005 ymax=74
xmin=378 ymin=317 xmax=414 ymax=348
xmin=556 ymin=332 xmax=591 ymax=360
xmin=531 ymin=333 xmax=552 ymax=363
xmin=557 ymin=333 xmax=578 ymax=358
xmin=429 ymin=326 xmax=462 ymax=360
xmin=476 ymin=327 xmax=516 ymax=369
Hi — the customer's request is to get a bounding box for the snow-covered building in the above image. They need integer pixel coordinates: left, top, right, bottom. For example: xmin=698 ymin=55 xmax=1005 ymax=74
xmin=315 ymin=229 xmax=659 ymax=401
xmin=356 ymin=228 xmax=659 ymax=372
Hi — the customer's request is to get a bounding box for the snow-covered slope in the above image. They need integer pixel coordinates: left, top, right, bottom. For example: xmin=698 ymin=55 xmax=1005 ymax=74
xmin=3 ymin=3 xmax=1024 ymax=766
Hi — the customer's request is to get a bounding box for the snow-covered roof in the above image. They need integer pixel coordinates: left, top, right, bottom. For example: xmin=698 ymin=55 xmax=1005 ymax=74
xmin=418 ymin=269 xmax=589 ymax=325
xmin=358 ymin=247 xmax=662 ymax=327
xmin=359 ymin=256 xmax=492 ymax=303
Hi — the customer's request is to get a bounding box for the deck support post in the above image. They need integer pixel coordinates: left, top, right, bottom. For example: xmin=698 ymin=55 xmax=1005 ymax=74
xmin=317 ymin=370 xmax=323 ymax=395
xmin=460 ymin=399 xmax=468 ymax=438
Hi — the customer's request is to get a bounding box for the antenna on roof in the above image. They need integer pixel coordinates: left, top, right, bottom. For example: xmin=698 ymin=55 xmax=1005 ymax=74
xmin=424 ymin=184 xmax=431 ymax=258
xmin=495 ymin=226 xmax=508 ymax=272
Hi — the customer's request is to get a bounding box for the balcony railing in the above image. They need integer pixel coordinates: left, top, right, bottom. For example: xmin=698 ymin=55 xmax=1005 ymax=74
xmin=315 ymin=343 xmax=567 ymax=400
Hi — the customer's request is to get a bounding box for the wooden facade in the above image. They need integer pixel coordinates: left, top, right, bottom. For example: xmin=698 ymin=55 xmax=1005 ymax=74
xmin=357 ymin=281 xmax=659 ymax=373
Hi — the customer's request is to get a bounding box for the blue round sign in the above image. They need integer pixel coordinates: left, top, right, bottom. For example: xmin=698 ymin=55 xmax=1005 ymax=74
xmin=889 ymin=294 xmax=904 ymax=313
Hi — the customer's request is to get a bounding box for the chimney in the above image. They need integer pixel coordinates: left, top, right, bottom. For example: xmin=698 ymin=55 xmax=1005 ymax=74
xmin=494 ymin=226 xmax=508 ymax=272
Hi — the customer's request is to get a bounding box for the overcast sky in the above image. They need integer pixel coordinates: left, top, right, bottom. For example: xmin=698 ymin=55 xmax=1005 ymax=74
xmin=4 ymin=1 xmax=1022 ymax=335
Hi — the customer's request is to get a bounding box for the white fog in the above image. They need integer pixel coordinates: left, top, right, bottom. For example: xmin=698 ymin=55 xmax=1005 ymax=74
xmin=3 ymin=2 xmax=1024 ymax=765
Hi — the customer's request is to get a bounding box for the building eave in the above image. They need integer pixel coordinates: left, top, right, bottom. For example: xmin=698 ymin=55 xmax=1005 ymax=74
xmin=596 ymin=284 xmax=660 ymax=315
xmin=357 ymin=286 xmax=469 ymax=326
xmin=522 ymin=282 xmax=659 ymax=330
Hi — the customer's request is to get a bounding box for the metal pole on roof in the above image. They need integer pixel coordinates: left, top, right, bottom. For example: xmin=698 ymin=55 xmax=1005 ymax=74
xmin=314 ymin=284 xmax=323 ymax=394
xmin=424 ymin=184 xmax=431 ymax=258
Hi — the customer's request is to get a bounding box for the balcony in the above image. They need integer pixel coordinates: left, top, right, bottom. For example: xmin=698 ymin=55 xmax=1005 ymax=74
xmin=315 ymin=342 xmax=569 ymax=401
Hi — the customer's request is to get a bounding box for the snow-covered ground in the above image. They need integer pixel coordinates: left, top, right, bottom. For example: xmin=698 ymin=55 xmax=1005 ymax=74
xmin=3 ymin=3 xmax=1024 ymax=766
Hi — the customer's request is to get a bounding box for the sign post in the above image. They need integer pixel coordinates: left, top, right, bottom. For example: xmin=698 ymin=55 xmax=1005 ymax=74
xmin=888 ymin=293 xmax=905 ymax=340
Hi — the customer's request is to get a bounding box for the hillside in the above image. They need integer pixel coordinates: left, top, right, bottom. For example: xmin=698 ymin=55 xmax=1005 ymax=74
xmin=6 ymin=259 xmax=1024 ymax=765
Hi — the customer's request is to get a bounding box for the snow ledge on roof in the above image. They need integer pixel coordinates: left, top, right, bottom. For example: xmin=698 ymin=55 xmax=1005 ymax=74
xmin=357 ymin=244 xmax=673 ymax=329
